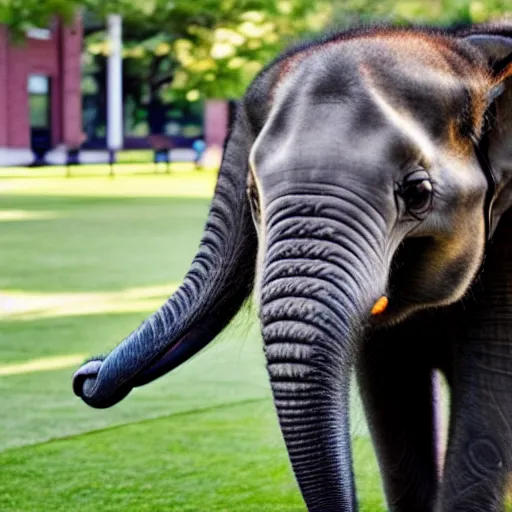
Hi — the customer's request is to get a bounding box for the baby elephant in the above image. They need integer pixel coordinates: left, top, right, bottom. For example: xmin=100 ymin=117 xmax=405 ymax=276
xmin=73 ymin=23 xmax=512 ymax=512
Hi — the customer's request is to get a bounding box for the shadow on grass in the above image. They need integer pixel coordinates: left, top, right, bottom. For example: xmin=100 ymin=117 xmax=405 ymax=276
xmin=0 ymin=306 xmax=266 ymax=449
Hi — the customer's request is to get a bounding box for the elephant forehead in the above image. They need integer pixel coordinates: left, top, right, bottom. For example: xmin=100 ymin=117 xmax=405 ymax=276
xmin=249 ymin=97 xmax=391 ymax=179
xmin=249 ymin=78 xmax=434 ymax=179
xmin=274 ymin=31 xmax=490 ymax=99
xmin=252 ymin=37 xmax=490 ymax=175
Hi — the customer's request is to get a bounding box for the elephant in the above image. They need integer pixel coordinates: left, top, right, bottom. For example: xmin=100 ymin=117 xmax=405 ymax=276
xmin=73 ymin=23 xmax=512 ymax=511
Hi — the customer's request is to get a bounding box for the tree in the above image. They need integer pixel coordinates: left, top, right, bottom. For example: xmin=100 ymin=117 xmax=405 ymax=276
xmin=0 ymin=0 xmax=81 ymax=38
xmin=80 ymin=0 xmax=335 ymax=138
xmin=81 ymin=0 xmax=510 ymax=105
xmin=329 ymin=0 xmax=511 ymax=26
xmin=82 ymin=0 xmax=334 ymax=102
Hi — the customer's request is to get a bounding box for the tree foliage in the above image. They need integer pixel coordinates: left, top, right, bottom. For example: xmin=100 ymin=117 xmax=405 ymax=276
xmin=83 ymin=0 xmax=334 ymax=101
xmin=1 ymin=0 xmax=510 ymax=103
xmin=330 ymin=0 xmax=511 ymax=26
xmin=91 ymin=0 xmax=510 ymax=102
xmin=0 ymin=0 xmax=80 ymax=37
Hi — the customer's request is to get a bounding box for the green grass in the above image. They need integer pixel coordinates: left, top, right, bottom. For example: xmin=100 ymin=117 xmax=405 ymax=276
xmin=0 ymin=167 xmax=385 ymax=511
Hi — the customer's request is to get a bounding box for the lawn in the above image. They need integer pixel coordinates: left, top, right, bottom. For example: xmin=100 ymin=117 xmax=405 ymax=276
xmin=0 ymin=166 xmax=385 ymax=511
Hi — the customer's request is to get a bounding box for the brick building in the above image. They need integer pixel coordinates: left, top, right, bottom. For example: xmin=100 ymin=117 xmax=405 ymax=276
xmin=0 ymin=16 xmax=232 ymax=167
xmin=0 ymin=19 xmax=83 ymax=166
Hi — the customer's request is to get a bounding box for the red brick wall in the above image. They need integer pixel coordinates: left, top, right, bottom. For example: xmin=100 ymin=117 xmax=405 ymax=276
xmin=6 ymin=40 xmax=29 ymax=147
xmin=60 ymin=18 xmax=83 ymax=147
xmin=0 ymin=18 xmax=83 ymax=150
xmin=28 ymin=36 xmax=58 ymax=74
xmin=205 ymin=100 xmax=229 ymax=148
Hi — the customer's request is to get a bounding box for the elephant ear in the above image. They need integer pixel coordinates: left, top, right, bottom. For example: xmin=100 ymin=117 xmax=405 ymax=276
xmin=464 ymin=32 xmax=512 ymax=233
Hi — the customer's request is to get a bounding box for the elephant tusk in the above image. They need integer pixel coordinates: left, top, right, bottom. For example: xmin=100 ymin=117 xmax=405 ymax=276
xmin=371 ymin=296 xmax=389 ymax=315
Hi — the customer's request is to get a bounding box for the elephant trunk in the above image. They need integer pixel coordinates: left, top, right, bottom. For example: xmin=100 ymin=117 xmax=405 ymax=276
xmin=260 ymin=189 xmax=388 ymax=511
xmin=73 ymin=113 xmax=257 ymax=408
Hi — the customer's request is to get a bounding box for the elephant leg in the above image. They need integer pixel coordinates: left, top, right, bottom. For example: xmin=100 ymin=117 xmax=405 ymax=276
xmin=438 ymin=214 xmax=512 ymax=512
xmin=437 ymin=339 xmax=512 ymax=512
xmin=357 ymin=330 xmax=440 ymax=512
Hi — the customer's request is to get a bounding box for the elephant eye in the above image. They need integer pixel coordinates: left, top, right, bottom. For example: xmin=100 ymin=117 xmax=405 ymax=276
xmin=397 ymin=170 xmax=433 ymax=218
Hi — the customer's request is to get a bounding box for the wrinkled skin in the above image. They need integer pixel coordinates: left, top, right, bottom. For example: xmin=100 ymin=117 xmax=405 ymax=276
xmin=73 ymin=24 xmax=512 ymax=511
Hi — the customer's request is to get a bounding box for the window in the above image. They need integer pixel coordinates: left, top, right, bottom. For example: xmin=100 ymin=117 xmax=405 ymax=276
xmin=26 ymin=28 xmax=52 ymax=40
xmin=28 ymin=75 xmax=51 ymax=129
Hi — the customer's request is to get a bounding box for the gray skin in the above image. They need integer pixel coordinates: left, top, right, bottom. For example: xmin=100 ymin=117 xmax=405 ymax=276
xmin=73 ymin=25 xmax=512 ymax=512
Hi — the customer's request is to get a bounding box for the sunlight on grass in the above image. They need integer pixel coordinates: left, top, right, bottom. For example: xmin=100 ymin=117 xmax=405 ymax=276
xmin=0 ymin=283 xmax=178 ymax=320
xmin=0 ymin=210 xmax=60 ymax=222
xmin=0 ymin=171 xmax=217 ymax=199
xmin=0 ymin=354 xmax=87 ymax=376
xmin=1 ymin=175 xmax=216 ymax=198
xmin=0 ymin=162 xmax=214 ymax=178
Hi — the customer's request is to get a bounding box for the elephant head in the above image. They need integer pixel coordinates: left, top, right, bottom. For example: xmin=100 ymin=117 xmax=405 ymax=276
xmin=73 ymin=26 xmax=512 ymax=511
